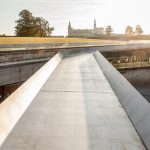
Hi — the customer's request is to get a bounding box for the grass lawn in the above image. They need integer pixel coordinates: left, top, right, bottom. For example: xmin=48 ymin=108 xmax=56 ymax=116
xmin=0 ymin=37 xmax=126 ymax=45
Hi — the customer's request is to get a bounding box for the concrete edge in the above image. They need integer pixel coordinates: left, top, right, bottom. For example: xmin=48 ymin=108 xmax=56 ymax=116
xmin=0 ymin=44 xmax=125 ymax=52
xmin=1 ymin=42 xmax=150 ymax=52
xmin=0 ymin=52 xmax=63 ymax=147
xmin=94 ymin=51 xmax=150 ymax=150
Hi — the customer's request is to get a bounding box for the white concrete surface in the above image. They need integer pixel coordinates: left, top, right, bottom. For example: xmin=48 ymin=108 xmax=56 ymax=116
xmin=94 ymin=51 xmax=150 ymax=150
xmin=0 ymin=51 xmax=145 ymax=150
xmin=0 ymin=52 xmax=63 ymax=146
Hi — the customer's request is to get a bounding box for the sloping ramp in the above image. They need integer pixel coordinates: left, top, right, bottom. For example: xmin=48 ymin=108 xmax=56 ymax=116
xmin=0 ymin=51 xmax=145 ymax=150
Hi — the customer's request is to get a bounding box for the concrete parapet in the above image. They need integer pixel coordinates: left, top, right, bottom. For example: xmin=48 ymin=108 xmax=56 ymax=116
xmin=0 ymin=52 xmax=63 ymax=147
xmin=94 ymin=51 xmax=150 ymax=150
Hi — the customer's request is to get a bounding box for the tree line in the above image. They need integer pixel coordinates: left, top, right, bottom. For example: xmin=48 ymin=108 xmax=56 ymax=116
xmin=105 ymin=26 xmax=113 ymax=35
xmin=0 ymin=9 xmax=145 ymax=37
xmin=15 ymin=10 xmax=54 ymax=37
xmin=102 ymin=25 xmax=143 ymax=36
xmin=125 ymin=25 xmax=143 ymax=35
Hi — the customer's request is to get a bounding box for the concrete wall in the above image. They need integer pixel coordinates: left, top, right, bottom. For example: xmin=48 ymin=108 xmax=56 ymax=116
xmin=0 ymin=50 xmax=56 ymax=63
xmin=94 ymin=51 xmax=150 ymax=150
xmin=120 ymin=68 xmax=150 ymax=103
xmin=1 ymin=44 xmax=150 ymax=87
xmin=0 ymin=52 xmax=63 ymax=147
xmin=0 ymin=61 xmax=46 ymax=86
xmin=1 ymin=43 xmax=150 ymax=62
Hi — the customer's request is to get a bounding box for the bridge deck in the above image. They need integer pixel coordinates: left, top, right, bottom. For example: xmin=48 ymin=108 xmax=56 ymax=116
xmin=1 ymin=52 xmax=145 ymax=150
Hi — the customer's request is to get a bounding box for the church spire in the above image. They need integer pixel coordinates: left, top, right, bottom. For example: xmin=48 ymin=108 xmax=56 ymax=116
xmin=68 ymin=21 xmax=72 ymax=36
xmin=68 ymin=21 xmax=72 ymax=29
xmin=94 ymin=19 xmax=96 ymax=29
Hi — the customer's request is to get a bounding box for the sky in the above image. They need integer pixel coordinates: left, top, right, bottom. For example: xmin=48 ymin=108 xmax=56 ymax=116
xmin=0 ymin=0 xmax=150 ymax=36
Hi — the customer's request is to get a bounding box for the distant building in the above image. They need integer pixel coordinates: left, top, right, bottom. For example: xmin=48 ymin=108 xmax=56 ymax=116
xmin=68 ymin=20 xmax=104 ymax=37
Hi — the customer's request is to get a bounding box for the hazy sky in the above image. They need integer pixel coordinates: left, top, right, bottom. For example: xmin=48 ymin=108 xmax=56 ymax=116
xmin=0 ymin=0 xmax=150 ymax=35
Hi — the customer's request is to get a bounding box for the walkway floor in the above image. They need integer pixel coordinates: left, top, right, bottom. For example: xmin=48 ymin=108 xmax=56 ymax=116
xmin=1 ymin=52 xmax=145 ymax=150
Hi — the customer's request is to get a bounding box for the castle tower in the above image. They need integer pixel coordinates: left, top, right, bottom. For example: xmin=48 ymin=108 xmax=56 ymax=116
xmin=68 ymin=21 xmax=72 ymax=36
xmin=94 ymin=19 xmax=97 ymax=29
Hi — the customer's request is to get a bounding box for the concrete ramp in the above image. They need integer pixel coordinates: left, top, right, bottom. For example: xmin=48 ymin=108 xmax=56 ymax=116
xmin=0 ymin=53 xmax=63 ymax=146
xmin=0 ymin=51 xmax=146 ymax=150
xmin=94 ymin=51 xmax=150 ymax=150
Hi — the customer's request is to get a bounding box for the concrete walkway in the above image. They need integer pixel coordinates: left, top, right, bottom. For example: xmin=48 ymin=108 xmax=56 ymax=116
xmin=0 ymin=52 xmax=145 ymax=150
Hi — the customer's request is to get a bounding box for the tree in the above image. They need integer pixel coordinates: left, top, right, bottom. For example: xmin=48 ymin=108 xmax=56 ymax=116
xmin=15 ymin=9 xmax=54 ymax=37
xmin=105 ymin=26 xmax=113 ymax=35
xmin=34 ymin=17 xmax=54 ymax=37
xmin=125 ymin=26 xmax=134 ymax=35
xmin=135 ymin=25 xmax=143 ymax=35
xmin=15 ymin=10 xmax=35 ymax=36
xmin=1 ymin=34 xmax=6 ymax=37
